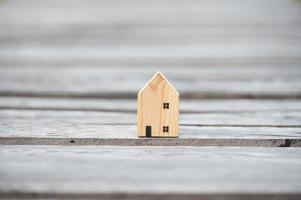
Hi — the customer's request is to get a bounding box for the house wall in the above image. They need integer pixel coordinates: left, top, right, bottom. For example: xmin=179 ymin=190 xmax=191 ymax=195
xmin=137 ymin=77 xmax=179 ymax=137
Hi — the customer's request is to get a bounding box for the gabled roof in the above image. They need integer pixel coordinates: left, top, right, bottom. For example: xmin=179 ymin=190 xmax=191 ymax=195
xmin=138 ymin=71 xmax=179 ymax=96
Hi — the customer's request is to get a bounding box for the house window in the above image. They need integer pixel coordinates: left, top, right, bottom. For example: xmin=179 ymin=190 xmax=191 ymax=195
xmin=163 ymin=126 xmax=169 ymax=132
xmin=163 ymin=102 xmax=169 ymax=109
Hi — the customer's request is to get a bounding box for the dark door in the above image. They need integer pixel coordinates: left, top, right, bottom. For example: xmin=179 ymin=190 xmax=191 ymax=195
xmin=146 ymin=126 xmax=152 ymax=137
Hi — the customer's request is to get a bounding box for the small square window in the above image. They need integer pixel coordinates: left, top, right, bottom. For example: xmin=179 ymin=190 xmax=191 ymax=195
xmin=163 ymin=103 xmax=169 ymax=109
xmin=163 ymin=126 xmax=169 ymax=132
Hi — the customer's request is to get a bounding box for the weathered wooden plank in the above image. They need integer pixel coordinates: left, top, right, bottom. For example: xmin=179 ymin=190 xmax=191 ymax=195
xmin=0 ymin=109 xmax=300 ymax=145
xmin=1 ymin=0 xmax=300 ymax=50
xmin=1 ymin=45 xmax=301 ymax=59
xmin=1 ymin=97 xmax=301 ymax=113
xmin=0 ymin=66 xmax=301 ymax=99
xmin=0 ymin=0 xmax=300 ymax=30
xmin=0 ymin=146 xmax=300 ymax=199
xmin=1 ymin=0 xmax=299 ymax=25
xmin=0 ymin=98 xmax=301 ymax=145
xmin=1 ymin=124 xmax=301 ymax=143
xmin=2 ymin=65 xmax=301 ymax=80
xmin=2 ymin=28 xmax=300 ymax=46
xmin=1 ymin=0 xmax=300 ymax=62
xmin=1 ymin=57 xmax=301 ymax=68
xmin=1 ymin=109 xmax=300 ymax=127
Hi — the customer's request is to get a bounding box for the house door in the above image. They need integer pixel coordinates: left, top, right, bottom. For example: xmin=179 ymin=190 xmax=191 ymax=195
xmin=146 ymin=126 xmax=152 ymax=137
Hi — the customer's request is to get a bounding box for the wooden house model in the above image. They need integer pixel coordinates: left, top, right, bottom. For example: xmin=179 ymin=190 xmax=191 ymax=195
xmin=137 ymin=72 xmax=179 ymax=137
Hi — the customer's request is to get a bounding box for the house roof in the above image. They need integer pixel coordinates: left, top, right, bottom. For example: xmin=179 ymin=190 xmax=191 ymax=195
xmin=138 ymin=71 xmax=179 ymax=96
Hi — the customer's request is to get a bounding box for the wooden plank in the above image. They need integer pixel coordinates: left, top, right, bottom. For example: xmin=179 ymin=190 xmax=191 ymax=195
xmin=1 ymin=0 xmax=300 ymax=49
xmin=1 ymin=124 xmax=301 ymax=141
xmin=1 ymin=57 xmax=301 ymax=68
xmin=1 ymin=98 xmax=300 ymax=145
xmin=0 ymin=1 xmax=300 ymax=32
xmin=1 ymin=0 xmax=300 ymax=64
xmin=2 ymin=29 xmax=300 ymax=47
xmin=1 ymin=0 xmax=300 ymax=26
xmin=1 ymin=109 xmax=300 ymax=127
xmin=0 ymin=66 xmax=301 ymax=99
xmin=0 ymin=145 xmax=301 ymax=199
xmin=0 ymin=109 xmax=300 ymax=146
xmin=1 ymin=65 xmax=301 ymax=80
xmin=1 ymin=45 xmax=301 ymax=60
xmin=1 ymin=97 xmax=301 ymax=113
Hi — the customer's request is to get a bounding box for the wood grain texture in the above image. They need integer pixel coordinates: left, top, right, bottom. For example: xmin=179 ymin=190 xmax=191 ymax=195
xmin=1 ymin=109 xmax=300 ymax=127
xmin=0 ymin=0 xmax=301 ymax=99
xmin=138 ymin=72 xmax=179 ymax=137
xmin=1 ymin=123 xmax=301 ymax=139
xmin=0 ymin=0 xmax=301 ymax=198
xmin=1 ymin=97 xmax=301 ymax=113
xmin=0 ymin=66 xmax=301 ymax=99
xmin=0 ymin=0 xmax=300 ymax=48
xmin=0 ymin=146 xmax=301 ymax=197
xmin=0 ymin=109 xmax=300 ymax=143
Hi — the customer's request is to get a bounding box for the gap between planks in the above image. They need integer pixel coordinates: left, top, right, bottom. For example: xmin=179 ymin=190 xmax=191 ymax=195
xmin=2 ymin=106 xmax=301 ymax=114
xmin=0 ymin=192 xmax=300 ymax=200
xmin=2 ymin=91 xmax=301 ymax=100
xmin=0 ymin=137 xmax=300 ymax=147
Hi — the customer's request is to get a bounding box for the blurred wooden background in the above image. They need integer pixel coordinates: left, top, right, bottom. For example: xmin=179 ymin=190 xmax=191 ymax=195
xmin=0 ymin=0 xmax=301 ymax=199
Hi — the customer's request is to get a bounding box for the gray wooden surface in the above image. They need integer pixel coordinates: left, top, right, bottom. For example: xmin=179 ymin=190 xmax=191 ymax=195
xmin=1 ymin=146 xmax=301 ymax=199
xmin=1 ymin=66 xmax=301 ymax=99
xmin=0 ymin=0 xmax=301 ymax=199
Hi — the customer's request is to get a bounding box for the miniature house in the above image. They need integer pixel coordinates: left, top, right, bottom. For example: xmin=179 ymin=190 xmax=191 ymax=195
xmin=137 ymin=72 xmax=179 ymax=137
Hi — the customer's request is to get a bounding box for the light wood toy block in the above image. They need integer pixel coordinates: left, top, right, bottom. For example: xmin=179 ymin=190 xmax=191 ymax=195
xmin=137 ymin=71 xmax=179 ymax=138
